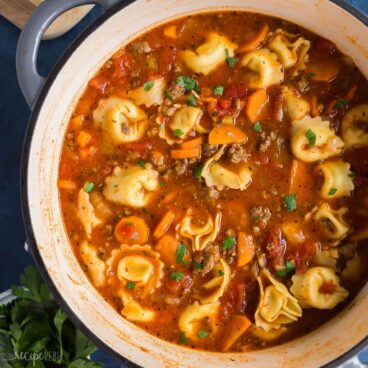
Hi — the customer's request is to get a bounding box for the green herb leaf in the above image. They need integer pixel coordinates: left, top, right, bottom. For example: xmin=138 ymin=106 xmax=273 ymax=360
xmin=166 ymin=89 xmax=173 ymax=100
xmin=218 ymin=270 xmax=224 ymax=276
xmin=306 ymin=72 xmax=316 ymax=79
xmin=138 ymin=159 xmax=146 ymax=169
xmin=193 ymin=261 xmax=203 ymax=270
xmin=83 ymin=182 xmax=95 ymax=193
xmin=348 ymin=172 xmax=356 ymax=179
xmin=179 ymin=331 xmax=189 ymax=343
xmin=328 ymin=188 xmax=338 ymax=196
xmin=143 ymin=80 xmax=155 ymax=91
xmin=305 ymin=128 xmax=316 ymax=146
xmin=126 ymin=282 xmax=136 ymax=289
xmin=176 ymin=244 xmax=188 ymax=265
xmin=193 ymin=163 xmax=204 ymax=180
xmin=187 ymin=93 xmax=197 ymax=106
xmin=222 ymin=236 xmax=236 ymax=250
xmin=225 ymin=48 xmax=239 ymax=69
xmin=284 ymin=193 xmax=297 ymax=212
xmin=74 ymin=329 xmax=98 ymax=359
xmin=54 ymin=309 xmax=67 ymax=363
xmin=276 ymin=261 xmax=296 ymax=277
xmin=170 ymin=271 xmax=185 ymax=281
xmin=253 ymin=121 xmax=262 ymax=133
xmin=335 ymin=99 xmax=348 ymax=109
xmin=173 ymin=129 xmax=184 ymax=137
xmin=69 ymin=359 xmax=102 ymax=368
xmin=197 ymin=329 xmax=208 ymax=338
xmin=213 ymin=85 xmax=224 ymax=96
xmin=177 ymin=76 xmax=199 ymax=92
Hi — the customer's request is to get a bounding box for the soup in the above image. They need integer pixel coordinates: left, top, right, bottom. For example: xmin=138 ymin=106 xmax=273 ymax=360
xmin=58 ymin=11 xmax=368 ymax=352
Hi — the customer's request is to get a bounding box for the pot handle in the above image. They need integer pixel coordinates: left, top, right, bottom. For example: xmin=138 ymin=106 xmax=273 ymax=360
xmin=16 ymin=0 xmax=122 ymax=110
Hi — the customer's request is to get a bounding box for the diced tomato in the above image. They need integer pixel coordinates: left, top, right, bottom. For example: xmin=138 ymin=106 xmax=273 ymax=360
xmin=219 ymin=98 xmax=232 ymax=110
xmin=158 ymin=46 xmax=177 ymax=75
xmin=165 ymin=273 xmax=192 ymax=295
xmin=112 ymin=53 xmax=133 ymax=80
xmin=101 ymin=163 xmax=114 ymax=177
xmin=88 ymin=76 xmax=107 ymax=92
xmin=116 ymin=223 xmax=137 ymax=240
xmin=288 ymin=241 xmax=317 ymax=273
xmin=319 ymin=281 xmax=337 ymax=294
xmin=223 ymin=83 xmax=248 ymax=99
xmin=263 ymin=227 xmax=286 ymax=268
xmin=252 ymin=152 xmax=269 ymax=165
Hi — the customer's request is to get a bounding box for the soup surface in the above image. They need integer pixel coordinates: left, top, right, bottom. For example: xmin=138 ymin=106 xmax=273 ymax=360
xmin=58 ymin=12 xmax=368 ymax=352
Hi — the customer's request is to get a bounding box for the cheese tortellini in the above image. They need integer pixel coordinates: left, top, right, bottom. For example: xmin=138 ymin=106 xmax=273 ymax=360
xmin=180 ymin=32 xmax=237 ymax=75
xmin=177 ymin=209 xmax=222 ymax=252
xmin=281 ymin=86 xmax=310 ymax=121
xmin=93 ymin=97 xmax=147 ymax=143
xmin=312 ymin=203 xmax=349 ymax=241
xmin=120 ymin=291 xmax=155 ymax=322
xmin=291 ymin=116 xmax=345 ymax=162
xmin=103 ymin=164 xmax=159 ymax=208
xmin=80 ymin=241 xmax=106 ymax=288
xmin=268 ymin=29 xmax=310 ymax=73
xmin=200 ymin=259 xmax=231 ymax=304
xmin=318 ymin=159 xmax=354 ymax=199
xmin=126 ymin=77 xmax=166 ymax=107
xmin=202 ymin=146 xmax=252 ymax=191
xmin=255 ymin=270 xmax=302 ymax=331
xmin=77 ymin=189 xmax=102 ymax=238
xmin=241 ymin=48 xmax=284 ymax=89
xmin=342 ymin=104 xmax=368 ymax=148
xmin=290 ymin=267 xmax=348 ymax=309
xmin=178 ymin=301 xmax=220 ymax=339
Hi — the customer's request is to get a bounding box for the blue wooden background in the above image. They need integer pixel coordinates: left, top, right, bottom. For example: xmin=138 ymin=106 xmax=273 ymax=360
xmin=0 ymin=1 xmax=367 ymax=366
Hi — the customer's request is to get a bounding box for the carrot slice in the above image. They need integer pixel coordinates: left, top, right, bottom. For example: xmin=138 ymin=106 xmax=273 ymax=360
xmin=289 ymin=159 xmax=312 ymax=205
xmin=245 ymin=89 xmax=269 ymax=123
xmin=171 ymin=147 xmax=201 ymax=159
xmin=208 ymin=125 xmax=246 ymax=144
xmin=163 ymin=25 xmax=177 ymax=39
xmin=58 ymin=179 xmax=77 ymax=191
xmin=114 ymin=216 xmax=149 ymax=245
xmin=155 ymin=234 xmax=179 ymax=266
xmin=70 ymin=114 xmax=84 ymax=130
xmin=237 ymin=232 xmax=255 ymax=267
xmin=77 ymin=130 xmax=92 ymax=148
xmin=180 ymin=137 xmax=204 ymax=150
xmin=222 ymin=315 xmax=252 ymax=352
xmin=310 ymin=96 xmax=319 ymax=117
xmin=239 ymin=24 xmax=269 ymax=53
xmin=153 ymin=210 xmax=175 ymax=239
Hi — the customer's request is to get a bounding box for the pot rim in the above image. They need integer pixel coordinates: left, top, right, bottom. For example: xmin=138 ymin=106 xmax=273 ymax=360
xmin=20 ymin=1 xmax=368 ymax=367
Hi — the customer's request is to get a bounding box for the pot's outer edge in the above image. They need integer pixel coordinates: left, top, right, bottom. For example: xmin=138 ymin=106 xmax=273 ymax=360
xmin=20 ymin=1 xmax=368 ymax=367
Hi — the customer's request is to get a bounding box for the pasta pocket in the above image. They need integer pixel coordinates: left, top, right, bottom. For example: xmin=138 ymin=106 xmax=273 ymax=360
xmin=120 ymin=291 xmax=155 ymax=322
xmin=126 ymin=77 xmax=166 ymax=107
xmin=281 ymin=86 xmax=310 ymax=121
xmin=241 ymin=48 xmax=284 ymax=89
xmin=202 ymin=146 xmax=252 ymax=191
xmin=255 ymin=270 xmax=302 ymax=331
xmin=80 ymin=241 xmax=106 ymax=288
xmin=318 ymin=159 xmax=354 ymax=199
xmin=178 ymin=301 xmax=220 ymax=339
xmin=180 ymin=32 xmax=237 ymax=75
xmin=77 ymin=189 xmax=102 ymax=238
xmin=200 ymin=259 xmax=231 ymax=304
xmin=103 ymin=164 xmax=159 ymax=208
xmin=312 ymin=203 xmax=349 ymax=241
xmin=177 ymin=209 xmax=222 ymax=252
xmin=291 ymin=116 xmax=345 ymax=162
xmin=342 ymin=104 xmax=368 ymax=148
xmin=268 ymin=29 xmax=310 ymax=72
xmin=93 ymin=97 xmax=148 ymax=144
xmin=290 ymin=267 xmax=348 ymax=309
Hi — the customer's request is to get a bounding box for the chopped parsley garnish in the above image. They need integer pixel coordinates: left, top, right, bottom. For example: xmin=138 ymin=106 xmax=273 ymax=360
xmin=173 ymin=128 xmax=184 ymax=137
xmin=218 ymin=270 xmax=224 ymax=276
xmin=83 ymin=182 xmax=95 ymax=193
xmin=253 ymin=121 xmax=262 ymax=133
xmin=328 ymin=187 xmax=338 ymax=196
xmin=176 ymin=244 xmax=188 ymax=265
xmin=170 ymin=271 xmax=185 ymax=281
xmin=306 ymin=72 xmax=316 ymax=79
xmin=138 ymin=159 xmax=146 ymax=169
xmin=193 ymin=163 xmax=204 ymax=180
xmin=283 ymin=193 xmax=297 ymax=212
xmin=187 ymin=93 xmax=197 ymax=106
xmin=197 ymin=329 xmax=208 ymax=338
xmin=166 ymin=89 xmax=173 ymax=100
xmin=276 ymin=261 xmax=295 ymax=277
xmin=179 ymin=331 xmax=189 ymax=343
xmin=213 ymin=85 xmax=224 ymax=96
xmin=222 ymin=236 xmax=236 ymax=250
xmin=143 ymin=80 xmax=154 ymax=91
xmin=305 ymin=128 xmax=316 ymax=146
xmin=193 ymin=261 xmax=203 ymax=270
xmin=335 ymin=99 xmax=348 ymax=109
xmin=177 ymin=76 xmax=199 ymax=92
xmin=225 ymin=48 xmax=239 ymax=69
xmin=126 ymin=282 xmax=136 ymax=289
xmin=348 ymin=172 xmax=357 ymax=179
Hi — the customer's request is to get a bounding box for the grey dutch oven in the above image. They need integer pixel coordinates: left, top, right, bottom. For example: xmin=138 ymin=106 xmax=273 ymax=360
xmin=16 ymin=0 xmax=368 ymax=367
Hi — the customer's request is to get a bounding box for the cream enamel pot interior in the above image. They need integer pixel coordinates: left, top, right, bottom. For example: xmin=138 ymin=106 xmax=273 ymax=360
xmin=17 ymin=0 xmax=368 ymax=367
